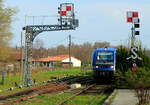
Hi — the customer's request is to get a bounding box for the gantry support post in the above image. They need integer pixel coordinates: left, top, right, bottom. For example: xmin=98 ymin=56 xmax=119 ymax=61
xmin=23 ymin=31 xmax=41 ymax=86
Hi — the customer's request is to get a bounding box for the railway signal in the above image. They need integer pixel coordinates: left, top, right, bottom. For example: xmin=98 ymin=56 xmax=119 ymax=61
xmin=127 ymin=11 xmax=140 ymax=37
xmin=134 ymin=23 xmax=140 ymax=28
xmin=22 ymin=3 xmax=78 ymax=86
xmin=135 ymin=31 xmax=140 ymax=35
xmin=126 ymin=11 xmax=142 ymax=72
xmin=58 ymin=3 xmax=78 ymax=27
xmin=130 ymin=62 xmax=138 ymax=72
xmin=127 ymin=11 xmax=139 ymax=23
xmin=126 ymin=47 xmax=142 ymax=60
xmin=59 ymin=4 xmax=73 ymax=17
xmin=131 ymin=67 xmax=137 ymax=72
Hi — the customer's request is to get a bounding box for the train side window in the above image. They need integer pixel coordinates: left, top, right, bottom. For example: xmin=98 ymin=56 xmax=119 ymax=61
xmin=97 ymin=56 xmax=100 ymax=60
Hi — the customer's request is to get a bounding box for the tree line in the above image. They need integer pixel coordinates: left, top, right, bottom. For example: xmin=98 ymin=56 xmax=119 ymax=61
xmin=32 ymin=39 xmax=111 ymax=64
xmin=31 ymin=39 xmax=150 ymax=65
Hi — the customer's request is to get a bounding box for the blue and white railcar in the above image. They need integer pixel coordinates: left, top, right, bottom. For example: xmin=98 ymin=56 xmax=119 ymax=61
xmin=92 ymin=48 xmax=116 ymax=78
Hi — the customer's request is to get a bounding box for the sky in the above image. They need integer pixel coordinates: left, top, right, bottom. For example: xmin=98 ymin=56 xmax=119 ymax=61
xmin=4 ymin=0 xmax=150 ymax=49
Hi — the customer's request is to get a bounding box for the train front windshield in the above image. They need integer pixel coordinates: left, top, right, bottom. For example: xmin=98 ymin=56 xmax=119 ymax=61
xmin=96 ymin=51 xmax=114 ymax=64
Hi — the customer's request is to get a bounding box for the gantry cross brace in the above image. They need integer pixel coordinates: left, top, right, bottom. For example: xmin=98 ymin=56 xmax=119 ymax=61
xmin=22 ymin=24 xmax=77 ymax=86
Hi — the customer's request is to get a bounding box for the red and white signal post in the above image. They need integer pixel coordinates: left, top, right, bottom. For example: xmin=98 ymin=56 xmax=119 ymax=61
xmin=126 ymin=11 xmax=142 ymax=72
xmin=127 ymin=11 xmax=140 ymax=46
xmin=58 ymin=3 xmax=78 ymax=27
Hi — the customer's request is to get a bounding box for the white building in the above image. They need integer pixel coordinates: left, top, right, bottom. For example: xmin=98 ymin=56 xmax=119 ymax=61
xmin=31 ymin=54 xmax=81 ymax=68
xmin=62 ymin=56 xmax=81 ymax=67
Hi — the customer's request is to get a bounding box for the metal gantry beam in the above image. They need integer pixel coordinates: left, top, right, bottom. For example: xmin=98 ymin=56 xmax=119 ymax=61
xmin=22 ymin=24 xmax=78 ymax=86
xmin=23 ymin=25 xmax=76 ymax=32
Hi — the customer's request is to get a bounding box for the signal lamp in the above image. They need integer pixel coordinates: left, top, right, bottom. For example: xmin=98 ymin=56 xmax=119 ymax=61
xmin=135 ymin=31 xmax=140 ymax=35
xmin=134 ymin=24 xmax=140 ymax=28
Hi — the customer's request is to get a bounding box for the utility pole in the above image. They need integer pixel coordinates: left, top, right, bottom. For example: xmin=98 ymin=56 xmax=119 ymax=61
xmin=69 ymin=35 xmax=71 ymax=68
xmin=20 ymin=32 xmax=23 ymax=83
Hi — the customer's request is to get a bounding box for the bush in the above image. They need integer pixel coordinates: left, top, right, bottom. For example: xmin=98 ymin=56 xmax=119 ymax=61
xmin=116 ymin=46 xmax=131 ymax=72
xmin=115 ymin=45 xmax=150 ymax=105
xmin=125 ymin=67 xmax=150 ymax=105
xmin=116 ymin=45 xmax=150 ymax=72
xmin=54 ymin=61 xmax=62 ymax=68
xmin=114 ymin=71 xmax=130 ymax=89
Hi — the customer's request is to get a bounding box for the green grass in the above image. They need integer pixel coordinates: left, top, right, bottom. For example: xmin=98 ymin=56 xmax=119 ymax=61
xmin=66 ymin=94 xmax=109 ymax=105
xmin=14 ymin=85 xmax=110 ymax=105
xmin=32 ymin=68 xmax=85 ymax=82
xmin=66 ymin=94 xmax=98 ymax=105
xmin=0 ymin=68 xmax=92 ymax=94
xmin=15 ymin=93 xmax=72 ymax=105
xmin=0 ymin=73 xmax=22 ymax=89
xmin=15 ymin=92 xmax=110 ymax=105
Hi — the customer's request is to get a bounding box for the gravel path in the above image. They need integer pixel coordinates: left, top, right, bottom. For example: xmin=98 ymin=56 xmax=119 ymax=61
xmin=111 ymin=89 xmax=139 ymax=105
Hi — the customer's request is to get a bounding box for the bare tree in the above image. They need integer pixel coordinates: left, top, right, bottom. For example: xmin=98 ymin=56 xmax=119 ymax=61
xmin=33 ymin=39 xmax=45 ymax=58
xmin=93 ymin=42 xmax=110 ymax=49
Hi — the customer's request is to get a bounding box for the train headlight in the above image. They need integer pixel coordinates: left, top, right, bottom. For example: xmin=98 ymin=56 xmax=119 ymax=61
xmin=96 ymin=66 xmax=98 ymax=68
xmin=110 ymin=66 xmax=114 ymax=68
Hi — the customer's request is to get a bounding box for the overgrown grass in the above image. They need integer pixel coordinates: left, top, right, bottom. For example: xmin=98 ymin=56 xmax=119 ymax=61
xmin=0 ymin=68 xmax=112 ymax=105
xmin=66 ymin=94 xmax=109 ymax=105
xmin=17 ymin=93 xmax=72 ymax=105
xmin=0 ymin=74 xmax=22 ymax=90
xmin=0 ymin=68 xmax=92 ymax=94
xmin=15 ymin=91 xmax=110 ymax=105
xmin=12 ymin=93 xmax=72 ymax=105
xmin=32 ymin=68 xmax=90 ymax=83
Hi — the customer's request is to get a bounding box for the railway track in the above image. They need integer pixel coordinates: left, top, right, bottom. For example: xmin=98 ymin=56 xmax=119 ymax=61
xmin=0 ymin=84 xmax=68 ymax=105
xmin=0 ymin=76 xmax=95 ymax=105
xmin=56 ymin=84 xmax=113 ymax=105
xmin=51 ymin=75 xmax=95 ymax=84
xmin=56 ymin=84 xmax=96 ymax=105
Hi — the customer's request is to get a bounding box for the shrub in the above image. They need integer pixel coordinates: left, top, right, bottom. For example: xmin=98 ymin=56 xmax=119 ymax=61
xmin=54 ymin=61 xmax=62 ymax=68
xmin=116 ymin=46 xmax=130 ymax=72
xmin=125 ymin=67 xmax=150 ymax=105
xmin=114 ymin=71 xmax=130 ymax=89
xmin=115 ymin=45 xmax=150 ymax=105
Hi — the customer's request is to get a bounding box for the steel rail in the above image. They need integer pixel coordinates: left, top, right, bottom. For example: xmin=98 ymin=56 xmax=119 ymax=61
xmin=56 ymin=84 xmax=96 ymax=105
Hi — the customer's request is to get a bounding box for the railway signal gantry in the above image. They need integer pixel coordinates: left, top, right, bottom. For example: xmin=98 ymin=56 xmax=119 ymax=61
xmin=22 ymin=3 xmax=79 ymax=86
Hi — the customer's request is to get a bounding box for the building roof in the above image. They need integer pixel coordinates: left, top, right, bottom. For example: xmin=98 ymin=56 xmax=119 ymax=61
xmin=30 ymin=54 xmax=74 ymax=62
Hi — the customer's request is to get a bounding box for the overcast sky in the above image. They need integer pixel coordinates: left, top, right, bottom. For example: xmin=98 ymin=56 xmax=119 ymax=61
xmin=5 ymin=0 xmax=150 ymax=49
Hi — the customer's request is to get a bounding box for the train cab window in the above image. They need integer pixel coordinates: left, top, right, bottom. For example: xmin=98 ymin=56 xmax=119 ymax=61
xmin=97 ymin=51 xmax=113 ymax=62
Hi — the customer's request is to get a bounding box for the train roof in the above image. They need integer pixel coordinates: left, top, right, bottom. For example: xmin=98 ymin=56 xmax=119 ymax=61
xmin=94 ymin=48 xmax=116 ymax=51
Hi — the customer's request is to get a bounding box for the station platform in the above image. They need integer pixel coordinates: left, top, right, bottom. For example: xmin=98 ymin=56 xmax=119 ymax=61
xmin=111 ymin=89 xmax=139 ymax=105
